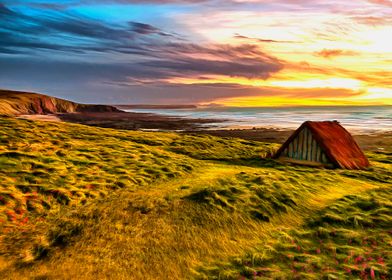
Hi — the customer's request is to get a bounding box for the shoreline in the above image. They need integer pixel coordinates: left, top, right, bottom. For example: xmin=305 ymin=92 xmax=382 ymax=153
xmin=187 ymin=128 xmax=392 ymax=151
xmin=16 ymin=112 xmax=392 ymax=151
xmin=18 ymin=112 xmax=226 ymax=131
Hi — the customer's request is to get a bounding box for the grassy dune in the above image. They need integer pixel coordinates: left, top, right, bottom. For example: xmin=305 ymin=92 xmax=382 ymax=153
xmin=199 ymin=187 xmax=392 ymax=279
xmin=0 ymin=117 xmax=390 ymax=279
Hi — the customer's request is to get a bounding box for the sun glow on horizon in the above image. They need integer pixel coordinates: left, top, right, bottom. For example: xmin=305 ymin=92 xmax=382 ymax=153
xmin=166 ymin=74 xmax=391 ymax=107
xmin=212 ymin=94 xmax=392 ymax=108
xmin=173 ymin=4 xmax=392 ymax=106
xmin=1 ymin=0 xmax=391 ymax=105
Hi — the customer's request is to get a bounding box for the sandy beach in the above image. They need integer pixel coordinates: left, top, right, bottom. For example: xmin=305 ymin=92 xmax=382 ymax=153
xmin=56 ymin=111 xmax=225 ymax=131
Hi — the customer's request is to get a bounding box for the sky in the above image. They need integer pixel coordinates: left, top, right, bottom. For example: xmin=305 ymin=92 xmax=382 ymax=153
xmin=0 ymin=0 xmax=391 ymax=106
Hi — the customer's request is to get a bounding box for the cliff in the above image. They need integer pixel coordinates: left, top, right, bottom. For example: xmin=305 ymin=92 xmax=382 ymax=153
xmin=0 ymin=89 xmax=121 ymax=116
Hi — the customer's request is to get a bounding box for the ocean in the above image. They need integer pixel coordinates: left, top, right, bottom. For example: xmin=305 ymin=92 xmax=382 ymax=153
xmin=124 ymin=106 xmax=392 ymax=133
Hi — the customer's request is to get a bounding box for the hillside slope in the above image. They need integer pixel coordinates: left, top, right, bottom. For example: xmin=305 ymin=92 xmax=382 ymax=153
xmin=0 ymin=117 xmax=390 ymax=279
xmin=0 ymin=89 xmax=120 ymax=116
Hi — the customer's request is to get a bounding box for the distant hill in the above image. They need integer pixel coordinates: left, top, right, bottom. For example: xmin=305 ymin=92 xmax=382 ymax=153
xmin=0 ymin=89 xmax=121 ymax=116
xmin=116 ymin=104 xmax=197 ymax=110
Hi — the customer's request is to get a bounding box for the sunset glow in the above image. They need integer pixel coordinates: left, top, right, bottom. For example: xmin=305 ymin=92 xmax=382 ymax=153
xmin=0 ymin=0 xmax=391 ymax=105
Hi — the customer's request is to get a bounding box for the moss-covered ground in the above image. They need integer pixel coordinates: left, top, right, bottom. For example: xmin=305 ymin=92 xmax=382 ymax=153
xmin=0 ymin=117 xmax=390 ymax=279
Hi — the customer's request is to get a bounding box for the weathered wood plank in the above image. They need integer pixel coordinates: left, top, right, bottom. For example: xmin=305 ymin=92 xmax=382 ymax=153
xmin=279 ymin=126 xmax=333 ymax=165
xmin=293 ymin=136 xmax=298 ymax=158
xmin=312 ymin=138 xmax=317 ymax=161
xmin=322 ymin=152 xmax=327 ymax=163
xmin=307 ymin=129 xmax=313 ymax=161
xmin=303 ymin=128 xmax=308 ymax=160
xmin=316 ymin=144 xmax=321 ymax=162
xmin=298 ymin=129 xmax=304 ymax=160
xmin=288 ymin=141 xmax=293 ymax=157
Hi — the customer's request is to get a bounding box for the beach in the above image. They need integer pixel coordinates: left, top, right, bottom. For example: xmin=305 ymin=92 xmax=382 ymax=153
xmin=18 ymin=107 xmax=392 ymax=151
xmin=122 ymin=105 xmax=392 ymax=150
xmin=124 ymin=105 xmax=392 ymax=132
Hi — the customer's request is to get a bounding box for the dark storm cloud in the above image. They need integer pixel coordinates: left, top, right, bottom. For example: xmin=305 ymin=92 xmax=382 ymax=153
xmin=0 ymin=4 xmax=179 ymax=55
xmin=0 ymin=56 xmax=276 ymax=104
xmin=0 ymin=48 xmax=283 ymax=84
xmin=82 ymin=0 xmax=209 ymax=3
xmin=0 ymin=58 xmax=163 ymax=82
xmin=0 ymin=47 xmax=20 ymax=54
xmin=0 ymin=4 xmax=133 ymax=42
xmin=0 ymin=4 xmax=283 ymax=79
xmin=0 ymin=5 xmax=169 ymax=56
xmin=1 ymin=0 xmax=210 ymax=9
xmin=0 ymin=31 xmax=76 ymax=54
xmin=0 ymin=3 xmax=14 ymax=16
xmin=161 ymin=43 xmax=271 ymax=59
xmin=129 ymin=22 xmax=177 ymax=37
xmin=0 ymin=2 xmax=286 ymax=104
xmin=130 ymin=22 xmax=163 ymax=35
xmin=37 ymin=17 xmax=130 ymax=40
xmin=141 ymin=57 xmax=282 ymax=79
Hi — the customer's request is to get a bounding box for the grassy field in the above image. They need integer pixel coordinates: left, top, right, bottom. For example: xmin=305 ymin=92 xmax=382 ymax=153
xmin=0 ymin=117 xmax=390 ymax=279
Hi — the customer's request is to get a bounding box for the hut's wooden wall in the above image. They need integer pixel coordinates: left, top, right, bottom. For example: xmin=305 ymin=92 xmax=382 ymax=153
xmin=280 ymin=127 xmax=330 ymax=164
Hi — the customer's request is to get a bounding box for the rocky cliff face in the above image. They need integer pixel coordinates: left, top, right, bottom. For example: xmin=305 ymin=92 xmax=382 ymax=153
xmin=0 ymin=90 xmax=121 ymax=116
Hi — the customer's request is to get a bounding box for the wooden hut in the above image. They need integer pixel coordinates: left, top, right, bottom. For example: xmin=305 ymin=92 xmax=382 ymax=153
xmin=274 ymin=121 xmax=369 ymax=169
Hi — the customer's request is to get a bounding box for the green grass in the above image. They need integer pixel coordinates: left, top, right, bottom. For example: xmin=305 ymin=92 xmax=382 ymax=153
xmin=0 ymin=117 xmax=200 ymax=230
xmin=0 ymin=117 xmax=390 ymax=280
xmin=198 ymin=187 xmax=392 ymax=279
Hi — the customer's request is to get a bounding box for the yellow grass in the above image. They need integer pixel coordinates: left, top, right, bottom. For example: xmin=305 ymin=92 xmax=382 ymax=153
xmin=0 ymin=117 xmax=390 ymax=279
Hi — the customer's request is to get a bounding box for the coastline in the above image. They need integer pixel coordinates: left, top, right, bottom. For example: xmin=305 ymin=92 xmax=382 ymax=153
xmin=188 ymin=128 xmax=392 ymax=151
xmin=17 ymin=111 xmax=391 ymax=151
xmin=18 ymin=111 xmax=226 ymax=130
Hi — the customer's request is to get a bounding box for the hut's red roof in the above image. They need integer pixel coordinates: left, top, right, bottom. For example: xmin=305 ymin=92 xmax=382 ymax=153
xmin=275 ymin=121 xmax=370 ymax=169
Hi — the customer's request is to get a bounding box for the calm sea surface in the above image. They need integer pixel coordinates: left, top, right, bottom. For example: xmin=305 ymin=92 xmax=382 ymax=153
xmin=125 ymin=106 xmax=392 ymax=133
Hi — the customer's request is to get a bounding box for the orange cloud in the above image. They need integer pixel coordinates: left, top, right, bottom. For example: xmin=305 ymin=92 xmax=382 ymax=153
xmin=211 ymin=86 xmax=391 ymax=107
xmin=314 ymin=49 xmax=359 ymax=59
xmin=352 ymin=16 xmax=392 ymax=26
xmin=368 ymin=0 xmax=392 ymax=7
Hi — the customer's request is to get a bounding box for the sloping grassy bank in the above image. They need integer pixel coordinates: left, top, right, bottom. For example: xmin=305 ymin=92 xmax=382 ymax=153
xmin=198 ymin=186 xmax=392 ymax=280
xmin=0 ymin=117 xmax=390 ymax=279
xmin=0 ymin=117 xmax=275 ymax=268
xmin=0 ymin=117 xmax=198 ymax=231
xmin=2 ymin=163 xmax=387 ymax=280
xmin=0 ymin=117 xmax=275 ymax=230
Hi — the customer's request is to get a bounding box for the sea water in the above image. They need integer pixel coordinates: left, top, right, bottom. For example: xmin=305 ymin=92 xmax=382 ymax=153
xmin=124 ymin=106 xmax=392 ymax=133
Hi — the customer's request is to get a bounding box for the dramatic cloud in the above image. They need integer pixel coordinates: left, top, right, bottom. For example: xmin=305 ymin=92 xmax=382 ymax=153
xmin=0 ymin=3 xmax=283 ymax=84
xmin=129 ymin=22 xmax=170 ymax=36
xmin=368 ymin=0 xmax=392 ymax=7
xmin=352 ymin=16 xmax=392 ymax=26
xmin=141 ymin=57 xmax=282 ymax=79
xmin=314 ymin=49 xmax=359 ymax=59
xmin=233 ymin=34 xmax=297 ymax=43
xmin=0 ymin=0 xmax=391 ymax=105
